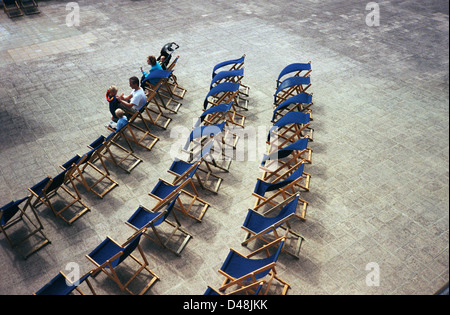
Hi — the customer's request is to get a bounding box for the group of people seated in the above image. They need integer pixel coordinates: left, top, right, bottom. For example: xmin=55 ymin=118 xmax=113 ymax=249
xmin=105 ymin=55 xmax=166 ymax=129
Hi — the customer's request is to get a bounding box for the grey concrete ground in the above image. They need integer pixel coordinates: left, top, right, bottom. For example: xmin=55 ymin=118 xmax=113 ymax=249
xmin=0 ymin=0 xmax=448 ymax=295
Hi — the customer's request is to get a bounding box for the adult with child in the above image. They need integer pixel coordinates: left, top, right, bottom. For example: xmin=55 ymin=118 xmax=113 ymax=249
xmin=117 ymin=76 xmax=147 ymax=113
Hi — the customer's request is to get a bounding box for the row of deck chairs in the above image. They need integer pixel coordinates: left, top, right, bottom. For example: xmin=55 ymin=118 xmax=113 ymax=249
xmin=205 ymin=62 xmax=314 ymax=296
xmin=3 ymin=0 xmax=39 ymax=18
xmin=29 ymin=56 xmax=251 ymax=295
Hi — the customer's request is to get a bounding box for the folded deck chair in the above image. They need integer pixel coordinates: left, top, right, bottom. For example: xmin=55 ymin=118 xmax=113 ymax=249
xmin=205 ymin=281 xmax=264 ymax=296
xmin=242 ymin=193 xmax=305 ymax=258
xmin=19 ymin=0 xmax=39 ymax=15
xmin=0 ymin=197 xmax=50 ymax=259
xmin=29 ymin=163 xmax=90 ymax=225
xmin=274 ymin=77 xmax=311 ymax=106
xmin=218 ymin=237 xmax=290 ymax=295
xmin=269 ymin=111 xmax=314 ymax=149
xmin=252 ymin=166 xmax=309 ymax=219
xmin=100 ymin=121 xmax=143 ymax=173
xmin=212 ymin=55 xmax=249 ymax=97
xmin=3 ymin=0 xmax=23 ymax=18
xmin=272 ymin=92 xmax=314 ymax=122
xmin=203 ymin=82 xmax=246 ymax=112
xmin=86 ymin=231 xmax=159 ymax=295
xmin=126 ymin=193 xmax=192 ymax=256
xmin=169 ymin=140 xmax=224 ymax=194
xmin=196 ymin=101 xmax=245 ymax=129
xmin=61 ymin=142 xmax=118 ymax=199
xmin=142 ymin=69 xmax=182 ymax=114
xmin=34 ymin=271 xmax=96 ymax=295
xmin=148 ymin=161 xmax=210 ymax=222
xmin=276 ymin=62 xmax=312 ymax=88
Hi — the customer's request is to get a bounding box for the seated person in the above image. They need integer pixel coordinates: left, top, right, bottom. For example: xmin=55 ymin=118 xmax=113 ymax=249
xmin=106 ymin=85 xmax=120 ymax=121
xmin=140 ymin=55 xmax=163 ymax=86
xmin=106 ymin=108 xmax=128 ymax=130
xmin=118 ymin=76 xmax=147 ymax=113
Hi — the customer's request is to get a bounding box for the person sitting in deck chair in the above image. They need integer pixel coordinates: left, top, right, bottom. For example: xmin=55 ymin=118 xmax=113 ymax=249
xmin=118 ymin=76 xmax=147 ymax=113
xmin=140 ymin=55 xmax=163 ymax=86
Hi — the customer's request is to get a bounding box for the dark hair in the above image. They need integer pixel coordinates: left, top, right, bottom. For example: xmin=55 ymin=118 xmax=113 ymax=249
xmin=129 ymin=76 xmax=140 ymax=86
xmin=148 ymin=55 xmax=157 ymax=66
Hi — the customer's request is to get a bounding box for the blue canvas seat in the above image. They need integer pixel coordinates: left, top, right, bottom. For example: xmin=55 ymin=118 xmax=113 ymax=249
xmin=203 ymin=81 xmax=247 ymax=111
xmin=161 ymin=56 xmax=187 ymax=100
xmin=0 ymin=196 xmax=50 ymax=259
xmin=3 ymin=0 xmax=23 ymax=18
xmin=242 ymin=193 xmax=305 ymax=258
xmin=86 ymin=231 xmax=159 ymax=295
xmin=149 ymin=162 xmax=210 ymax=222
xmin=29 ymin=161 xmax=90 ymax=225
xmin=34 ymin=272 xmax=96 ymax=295
xmin=126 ymin=193 xmax=192 ymax=255
xmin=272 ymin=92 xmax=313 ymax=122
xmin=217 ymin=237 xmax=290 ymax=295
xmin=268 ymin=111 xmax=314 ymax=150
xmin=276 ymin=62 xmax=312 ymax=88
xmin=274 ymin=76 xmax=311 ymax=106
xmin=211 ymin=55 xmax=250 ymax=99
xmin=196 ymin=101 xmax=245 ymax=128
xmin=143 ymin=69 xmax=182 ymax=114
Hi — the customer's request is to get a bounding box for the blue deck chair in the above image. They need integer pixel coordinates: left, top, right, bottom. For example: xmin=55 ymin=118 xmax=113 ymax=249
xmin=274 ymin=77 xmax=311 ymax=106
xmin=143 ymin=69 xmax=182 ymax=114
xmin=242 ymin=193 xmax=305 ymax=258
xmin=149 ymin=161 xmax=210 ymax=222
xmin=268 ymin=111 xmax=314 ymax=150
xmin=18 ymin=0 xmax=40 ymax=15
xmin=204 ymin=281 xmax=265 ymax=296
xmin=34 ymin=271 xmax=96 ymax=295
xmin=126 ymin=193 xmax=192 ymax=255
xmin=196 ymin=101 xmax=245 ymax=129
xmin=3 ymin=0 xmax=23 ymax=18
xmin=100 ymin=122 xmax=143 ymax=173
xmin=210 ymin=68 xmax=249 ymax=97
xmin=86 ymin=231 xmax=159 ymax=295
xmin=29 ymin=162 xmax=90 ymax=225
xmin=211 ymin=55 xmax=249 ymax=96
xmin=218 ymin=237 xmax=290 ymax=295
xmin=252 ymin=165 xmax=309 ymax=219
xmin=1 ymin=197 xmax=50 ymax=259
xmin=203 ymin=82 xmax=246 ymax=111
xmin=272 ymin=92 xmax=313 ymax=122
xmin=163 ymin=56 xmax=187 ymax=99
xmin=276 ymin=62 xmax=312 ymax=88
xmin=61 ymin=140 xmax=118 ymax=199
xmin=169 ymin=140 xmax=224 ymax=193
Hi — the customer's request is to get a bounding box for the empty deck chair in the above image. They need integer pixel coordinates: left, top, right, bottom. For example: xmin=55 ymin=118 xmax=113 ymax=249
xmin=99 ymin=122 xmax=143 ymax=173
xmin=212 ymin=55 xmax=250 ymax=97
xmin=269 ymin=111 xmax=314 ymax=150
xmin=276 ymin=62 xmax=312 ymax=88
xmin=126 ymin=193 xmax=192 ymax=256
xmin=210 ymin=68 xmax=244 ymax=90
xmin=218 ymin=237 xmax=290 ymax=295
xmin=203 ymin=82 xmax=247 ymax=112
xmin=169 ymin=140 xmax=224 ymax=194
xmin=61 ymin=142 xmax=118 ymax=199
xmin=19 ymin=0 xmax=39 ymax=15
xmin=204 ymin=281 xmax=265 ymax=296
xmin=274 ymin=77 xmax=311 ymax=106
xmin=272 ymin=92 xmax=314 ymax=122
xmin=142 ymin=69 xmax=182 ymax=114
xmin=0 ymin=197 xmax=50 ymax=259
xmin=148 ymin=162 xmax=210 ymax=222
xmin=260 ymin=158 xmax=311 ymax=192
xmin=34 ymin=271 xmax=96 ymax=295
xmin=86 ymin=231 xmax=159 ymax=295
xmin=196 ymin=101 xmax=245 ymax=129
xmin=28 ymin=164 xmax=90 ymax=225
xmin=242 ymin=193 xmax=305 ymax=258
xmin=3 ymin=0 xmax=23 ymax=18
xmin=252 ymin=165 xmax=309 ymax=219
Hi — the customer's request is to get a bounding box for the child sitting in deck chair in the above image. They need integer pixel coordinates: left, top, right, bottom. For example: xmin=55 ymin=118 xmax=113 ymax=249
xmin=106 ymin=85 xmax=120 ymax=122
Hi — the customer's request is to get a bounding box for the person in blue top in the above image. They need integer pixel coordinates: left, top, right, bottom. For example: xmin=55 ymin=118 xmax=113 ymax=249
xmin=115 ymin=109 xmax=128 ymax=131
xmin=140 ymin=55 xmax=163 ymax=86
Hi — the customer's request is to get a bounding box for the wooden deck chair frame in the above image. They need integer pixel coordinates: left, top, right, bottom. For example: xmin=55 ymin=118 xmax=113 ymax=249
xmin=29 ymin=165 xmax=91 ymax=225
xmin=252 ymin=167 xmax=309 ymax=220
xmin=268 ymin=112 xmax=314 ymax=150
xmin=116 ymin=106 xmax=160 ymax=151
xmin=276 ymin=62 xmax=312 ymax=88
xmin=19 ymin=0 xmax=39 ymax=15
xmin=212 ymin=54 xmax=249 ymax=98
xmin=210 ymin=68 xmax=250 ymax=98
xmin=205 ymin=281 xmax=265 ymax=296
xmin=0 ymin=197 xmax=51 ymax=259
xmin=242 ymin=193 xmax=305 ymax=259
xmin=143 ymin=70 xmax=182 ymax=114
xmin=162 ymin=56 xmax=187 ymax=100
xmin=141 ymin=86 xmax=172 ymax=130
xmin=204 ymin=82 xmax=245 ymax=112
xmin=274 ymin=77 xmax=312 ymax=107
xmin=98 ymin=125 xmax=143 ymax=173
xmin=218 ymin=237 xmax=290 ymax=295
xmin=86 ymin=231 xmax=159 ymax=295
xmin=3 ymin=0 xmax=23 ymax=18
xmin=272 ymin=92 xmax=314 ymax=123
xmin=125 ymin=195 xmax=192 ymax=256
xmin=34 ymin=271 xmax=97 ymax=295
xmin=148 ymin=162 xmax=211 ymax=222
xmin=61 ymin=146 xmax=118 ymax=199
xmin=197 ymin=101 xmax=246 ymax=129
xmin=264 ymin=137 xmax=312 ymax=169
